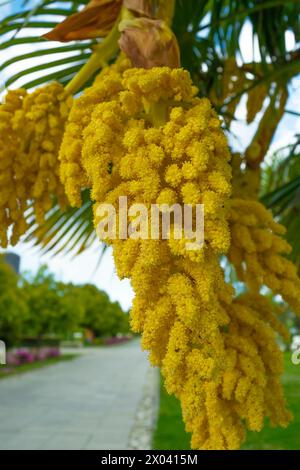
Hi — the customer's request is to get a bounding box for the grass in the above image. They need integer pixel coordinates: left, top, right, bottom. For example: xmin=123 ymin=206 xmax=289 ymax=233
xmin=0 ymin=354 xmax=78 ymax=380
xmin=153 ymin=353 xmax=300 ymax=450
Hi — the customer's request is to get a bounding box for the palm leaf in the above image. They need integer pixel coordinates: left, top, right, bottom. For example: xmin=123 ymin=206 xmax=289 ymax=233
xmin=0 ymin=0 xmax=94 ymax=90
xmin=262 ymin=136 xmax=300 ymax=267
xmin=262 ymin=136 xmax=300 ymax=202
xmin=174 ymin=0 xmax=300 ymax=109
xmin=24 ymin=190 xmax=98 ymax=257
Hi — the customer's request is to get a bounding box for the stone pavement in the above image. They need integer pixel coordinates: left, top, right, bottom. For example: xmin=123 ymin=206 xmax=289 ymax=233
xmin=0 ymin=339 xmax=154 ymax=450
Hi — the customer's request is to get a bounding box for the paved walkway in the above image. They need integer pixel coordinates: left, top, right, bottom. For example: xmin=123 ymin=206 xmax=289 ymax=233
xmin=0 ymin=339 xmax=151 ymax=450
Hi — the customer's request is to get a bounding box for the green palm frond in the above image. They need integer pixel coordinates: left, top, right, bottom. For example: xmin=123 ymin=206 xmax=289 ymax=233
xmin=1 ymin=1 xmax=300 ymax=92
xmin=0 ymin=0 xmax=94 ymax=90
xmin=262 ymin=136 xmax=300 ymax=205
xmin=281 ymin=208 xmax=300 ymax=268
xmin=262 ymin=176 xmax=300 ymax=214
xmin=262 ymin=136 xmax=300 ymax=267
xmin=24 ymin=190 xmax=99 ymax=257
xmin=174 ymin=0 xmax=300 ymax=103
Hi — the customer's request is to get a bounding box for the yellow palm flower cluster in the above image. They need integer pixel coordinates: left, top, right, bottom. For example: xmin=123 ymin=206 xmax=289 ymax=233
xmin=229 ymin=198 xmax=300 ymax=314
xmin=82 ymin=67 xmax=232 ymax=258
xmin=179 ymin=290 xmax=291 ymax=449
xmin=143 ymin=261 xmax=292 ymax=449
xmin=59 ymin=64 xmax=293 ymax=448
xmin=0 ymin=82 xmax=72 ymax=247
xmin=231 ymin=153 xmax=261 ymax=200
xmin=209 ymin=58 xmax=245 ymax=126
xmin=1 ymin=60 xmax=296 ymax=448
xmin=59 ymin=56 xmax=131 ymax=207
xmin=231 ymin=152 xmax=300 ymax=311
xmin=85 ymin=67 xmax=237 ymax=449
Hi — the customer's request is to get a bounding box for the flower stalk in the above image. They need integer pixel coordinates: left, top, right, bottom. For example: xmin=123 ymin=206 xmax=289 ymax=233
xmin=65 ymin=7 xmax=133 ymax=95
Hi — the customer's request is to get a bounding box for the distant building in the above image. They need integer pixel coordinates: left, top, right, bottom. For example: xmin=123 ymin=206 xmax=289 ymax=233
xmin=3 ymin=252 xmax=20 ymax=274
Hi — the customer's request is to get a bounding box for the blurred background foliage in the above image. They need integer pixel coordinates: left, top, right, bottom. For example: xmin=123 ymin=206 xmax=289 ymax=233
xmin=0 ymin=257 xmax=130 ymax=347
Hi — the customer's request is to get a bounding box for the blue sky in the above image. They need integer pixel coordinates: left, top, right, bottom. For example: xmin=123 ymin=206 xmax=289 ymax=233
xmin=1 ymin=1 xmax=299 ymax=310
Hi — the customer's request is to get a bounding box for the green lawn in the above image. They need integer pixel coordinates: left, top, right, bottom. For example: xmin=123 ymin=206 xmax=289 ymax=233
xmin=0 ymin=354 xmax=78 ymax=380
xmin=153 ymin=353 xmax=300 ymax=450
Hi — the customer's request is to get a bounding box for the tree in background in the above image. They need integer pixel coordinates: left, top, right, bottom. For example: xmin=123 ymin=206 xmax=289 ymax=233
xmin=0 ymin=258 xmax=28 ymax=347
xmin=0 ymin=261 xmax=129 ymax=343
xmin=21 ymin=266 xmax=84 ymax=340
xmin=68 ymin=284 xmax=129 ymax=338
xmin=20 ymin=266 xmax=129 ymax=340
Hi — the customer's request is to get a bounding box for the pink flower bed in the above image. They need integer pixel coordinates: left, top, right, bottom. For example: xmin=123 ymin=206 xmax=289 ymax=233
xmin=6 ymin=347 xmax=60 ymax=367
